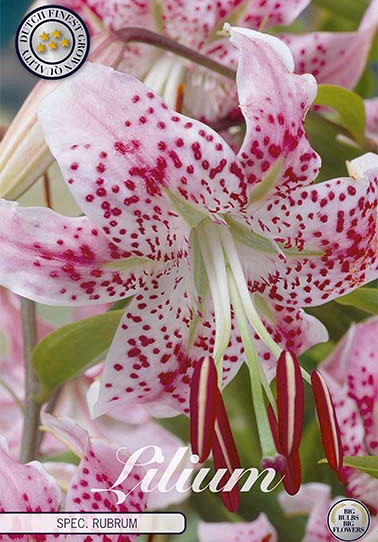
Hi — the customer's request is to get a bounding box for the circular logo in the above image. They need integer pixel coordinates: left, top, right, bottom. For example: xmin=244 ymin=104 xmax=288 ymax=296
xmin=15 ymin=5 xmax=90 ymax=80
xmin=327 ymin=499 xmax=371 ymax=541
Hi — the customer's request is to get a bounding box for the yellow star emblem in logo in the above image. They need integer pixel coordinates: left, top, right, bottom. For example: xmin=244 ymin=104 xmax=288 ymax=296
xmin=52 ymin=29 xmax=61 ymax=39
xmin=61 ymin=38 xmax=70 ymax=48
xmin=40 ymin=31 xmax=49 ymax=41
xmin=48 ymin=41 xmax=57 ymax=50
xmin=36 ymin=43 xmax=46 ymax=53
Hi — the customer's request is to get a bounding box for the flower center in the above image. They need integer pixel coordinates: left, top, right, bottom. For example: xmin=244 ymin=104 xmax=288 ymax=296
xmin=191 ymin=216 xmax=281 ymax=458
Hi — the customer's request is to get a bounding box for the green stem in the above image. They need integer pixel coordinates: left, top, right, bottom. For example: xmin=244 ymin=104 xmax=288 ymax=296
xmin=115 ymin=27 xmax=236 ymax=79
xmin=19 ymin=298 xmax=41 ymax=463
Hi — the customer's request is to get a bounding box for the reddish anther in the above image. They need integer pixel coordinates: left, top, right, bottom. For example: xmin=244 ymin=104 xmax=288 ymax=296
xmin=190 ymin=357 xmax=218 ymax=463
xmin=311 ymin=370 xmax=344 ymax=472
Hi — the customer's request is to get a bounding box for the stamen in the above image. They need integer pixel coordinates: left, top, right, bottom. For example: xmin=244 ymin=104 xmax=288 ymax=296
xmin=190 ymin=357 xmax=218 ymax=463
xmin=163 ymin=58 xmax=186 ymax=109
xmin=228 ymin=270 xmax=277 ymax=458
xmin=311 ymin=370 xmax=344 ymax=471
xmin=175 ymin=83 xmax=185 ymax=113
xmin=267 ymin=405 xmax=302 ymax=495
xmin=276 ymin=351 xmax=304 ymax=457
xmin=197 ymin=220 xmax=231 ymax=383
xmin=212 ymin=389 xmax=241 ymax=512
xmin=218 ymin=226 xmax=282 ymax=358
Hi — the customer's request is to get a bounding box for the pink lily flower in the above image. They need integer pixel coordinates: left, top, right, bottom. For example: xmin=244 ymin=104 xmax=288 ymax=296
xmin=0 ymin=28 xmax=377 ymax=470
xmin=198 ymin=513 xmax=277 ymax=542
xmin=280 ymin=0 xmax=378 ymax=88
xmin=319 ymin=318 xmax=378 ymax=510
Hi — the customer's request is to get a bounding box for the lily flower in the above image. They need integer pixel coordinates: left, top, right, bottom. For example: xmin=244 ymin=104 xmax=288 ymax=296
xmin=0 ymin=28 xmax=377 ymax=481
xmin=198 ymin=513 xmax=277 ymax=542
xmin=319 ymin=318 xmax=378 ymax=510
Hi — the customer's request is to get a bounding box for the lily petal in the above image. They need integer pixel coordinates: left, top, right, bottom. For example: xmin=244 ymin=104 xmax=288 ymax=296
xmin=38 ymin=63 xmax=247 ymax=261
xmin=248 ymin=162 xmax=378 ymax=308
xmin=198 ymin=513 xmax=277 ymax=542
xmin=226 ymin=25 xmax=321 ymax=196
xmin=241 ymin=0 xmax=310 ymax=30
xmin=281 ymin=0 xmax=378 ymax=88
xmin=42 ymin=414 xmax=147 ymax=537
xmin=322 ymin=318 xmax=378 ymax=454
xmin=0 ymin=200 xmax=147 ymax=305
xmin=0 ymin=435 xmax=61 ymax=513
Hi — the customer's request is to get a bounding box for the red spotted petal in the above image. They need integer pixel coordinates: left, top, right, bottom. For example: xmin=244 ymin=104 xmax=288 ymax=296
xmin=212 ymin=390 xmax=241 ymax=513
xmin=276 ymin=351 xmax=304 ymax=457
xmin=247 ymin=165 xmax=378 ymax=309
xmin=241 ymin=0 xmax=310 ymax=30
xmin=311 ymin=370 xmax=344 ymax=472
xmin=39 ymin=63 xmax=247 ymax=264
xmin=93 ymin=260 xmax=247 ymax=417
xmin=42 ymin=414 xmax=147 ymax=542
xmin=0 ymin=200 xmax=147 ymax=305
xmin=281 ymin=0 xmax=378 ymax=89
xmin=227 ymin=26 xmax=321 ymax=195
xmin=190 ymin=357 xmax=218 ymax=462
xmin=0 ymin=436 xmax=61 ymax=514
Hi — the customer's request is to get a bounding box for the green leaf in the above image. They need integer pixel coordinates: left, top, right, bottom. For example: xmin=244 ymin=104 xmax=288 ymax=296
xmin=319 ymin=456 xmax=378 ymax=479
xmin=39 ymin=451 xmax=80 ymax=465
xmin=33 ymin=310 xmax=125 ymax=404
xmin=305 ymin=114 xmax=360 ymax=183
xmin=312 ymin=0 xmax=369 ymax=23
xmin=314 ymin=85 xmax=366 ymax=146
xmin=334 ymin=288 xmax=378 ymax=315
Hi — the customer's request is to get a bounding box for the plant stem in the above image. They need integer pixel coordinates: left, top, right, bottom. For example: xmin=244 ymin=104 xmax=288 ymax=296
xmin=114 ymin=27 xmax=236 ymax=79
xmin=19 ymin=298 xmax=41 ymax=463
xmin=35 ymin=386 xmax=62 ymax=453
